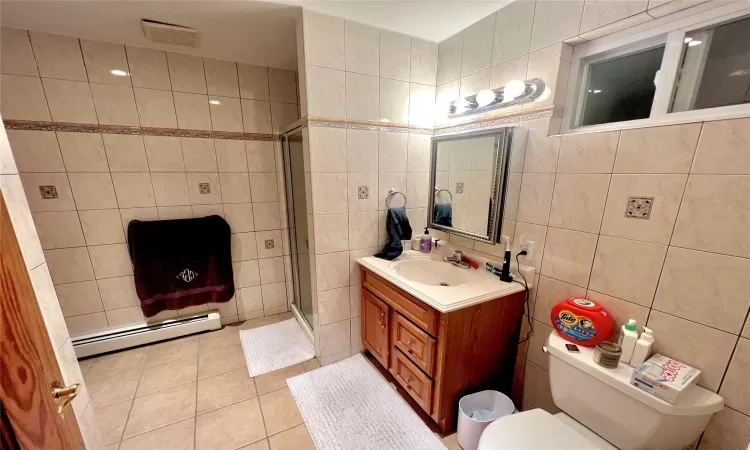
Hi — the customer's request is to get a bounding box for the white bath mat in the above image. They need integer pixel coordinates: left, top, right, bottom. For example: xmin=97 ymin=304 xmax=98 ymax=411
xmin=239 ymin=319 xmax=315 ymax=377
xmin=287 ymin=354 xmax=446 ymax=450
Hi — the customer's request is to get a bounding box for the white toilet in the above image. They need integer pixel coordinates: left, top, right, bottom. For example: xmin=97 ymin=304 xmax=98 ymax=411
xmin=478 ymin=332 xmax=724 ymax=450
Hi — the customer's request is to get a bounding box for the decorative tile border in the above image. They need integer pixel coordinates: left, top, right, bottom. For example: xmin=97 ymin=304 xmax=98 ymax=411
xmin=3 ymin=120 xmax=280 ymax=141
xmin=299 ymin=107 xmax=554 ymax=136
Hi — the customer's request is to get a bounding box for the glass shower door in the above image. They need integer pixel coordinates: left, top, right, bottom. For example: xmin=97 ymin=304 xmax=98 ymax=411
xmin=283 ymin=129 xmax=314 ymax=328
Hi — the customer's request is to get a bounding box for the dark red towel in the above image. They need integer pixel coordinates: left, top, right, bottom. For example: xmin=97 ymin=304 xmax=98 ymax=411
xmin=127 ymin=215 xmax=234 ymax=317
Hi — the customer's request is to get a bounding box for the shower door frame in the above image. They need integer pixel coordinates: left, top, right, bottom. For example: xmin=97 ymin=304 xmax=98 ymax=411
xmin=281 ymin=126 xmax=314 ymax=337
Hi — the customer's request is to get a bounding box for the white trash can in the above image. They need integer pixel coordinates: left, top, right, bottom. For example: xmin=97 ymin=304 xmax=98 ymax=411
xmin=457 ymin=390 xmax=515 ymax=450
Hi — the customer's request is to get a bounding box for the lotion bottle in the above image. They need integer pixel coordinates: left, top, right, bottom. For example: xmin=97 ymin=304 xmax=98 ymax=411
xmin=629 ymin=327 xmax=654 ymax=367
xmin=618 ymin=319 xmax=638 ymax=364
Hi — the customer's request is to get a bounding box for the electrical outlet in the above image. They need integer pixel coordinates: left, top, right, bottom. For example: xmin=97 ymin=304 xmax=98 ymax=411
xmin=520 ymin=239 xmax=534 ymax=261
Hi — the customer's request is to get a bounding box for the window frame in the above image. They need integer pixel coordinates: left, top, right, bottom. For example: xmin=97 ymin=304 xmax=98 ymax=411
xmin=562 ymin=1 xmax=750 ymax=134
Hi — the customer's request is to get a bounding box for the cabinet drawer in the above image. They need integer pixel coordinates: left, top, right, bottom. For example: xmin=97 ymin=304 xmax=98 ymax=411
xmin=391 ymin=348 xmax=433 ymax=414
xmin=392 ymin=313 xmax=436 ymax=377
xmin=361 ymin=269 xmax=438 ymax=336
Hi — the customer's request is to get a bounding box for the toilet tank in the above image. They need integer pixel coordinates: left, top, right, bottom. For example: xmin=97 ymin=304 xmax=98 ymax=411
xmin=544 ymin=332 xmax=723 ymax=450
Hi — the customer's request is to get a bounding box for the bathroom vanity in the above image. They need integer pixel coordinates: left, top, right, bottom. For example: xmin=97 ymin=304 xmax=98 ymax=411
xmin=358 ymin=252 xmax=531 ymax=433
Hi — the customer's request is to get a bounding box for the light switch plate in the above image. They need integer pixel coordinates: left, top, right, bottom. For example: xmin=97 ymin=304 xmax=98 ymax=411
xmin=625 ymin=197 xmax=653 ymax=219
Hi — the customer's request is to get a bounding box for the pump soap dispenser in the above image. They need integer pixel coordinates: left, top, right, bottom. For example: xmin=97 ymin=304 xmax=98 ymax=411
xmin=420 ymin=228 xmax=432 ymax=253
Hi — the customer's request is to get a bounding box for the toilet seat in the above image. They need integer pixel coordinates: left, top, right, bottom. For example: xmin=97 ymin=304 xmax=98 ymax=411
xmin=477 ymin=408 xmax=615 ymax=450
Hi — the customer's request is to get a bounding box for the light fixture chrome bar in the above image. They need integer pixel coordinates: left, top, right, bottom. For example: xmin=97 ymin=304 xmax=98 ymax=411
xmin=447 ymin=78 xmax=546 ymax=117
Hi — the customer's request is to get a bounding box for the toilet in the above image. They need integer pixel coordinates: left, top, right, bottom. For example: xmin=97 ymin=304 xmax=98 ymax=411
xmin=478 ymin=332 xmax=724 ymax=450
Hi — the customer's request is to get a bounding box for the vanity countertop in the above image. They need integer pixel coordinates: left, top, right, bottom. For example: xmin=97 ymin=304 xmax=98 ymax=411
xmin=357 ymin=250 xmax=535 ymax=313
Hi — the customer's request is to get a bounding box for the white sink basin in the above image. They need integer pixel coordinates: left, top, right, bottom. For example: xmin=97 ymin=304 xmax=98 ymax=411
xmin=390 ymin=259 xmax=480 ymax=287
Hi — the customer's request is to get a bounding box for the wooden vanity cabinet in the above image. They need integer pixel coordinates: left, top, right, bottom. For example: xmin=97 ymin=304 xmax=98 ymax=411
xmin=360 ymin=267 xmax=526 ymax=434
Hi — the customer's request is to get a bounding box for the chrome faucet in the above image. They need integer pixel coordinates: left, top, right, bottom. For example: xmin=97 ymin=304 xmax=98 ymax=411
xmin=443 ymin=250 xmax=470 ymax=269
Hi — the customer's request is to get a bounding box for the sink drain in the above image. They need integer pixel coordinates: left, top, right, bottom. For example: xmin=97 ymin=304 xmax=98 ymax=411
xmin=439 ymin=281 xmax=450 ymax=286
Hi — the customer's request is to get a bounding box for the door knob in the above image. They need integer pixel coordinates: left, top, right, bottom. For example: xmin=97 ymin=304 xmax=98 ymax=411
xmin=51 ymin=381 xmax=79 ymax=418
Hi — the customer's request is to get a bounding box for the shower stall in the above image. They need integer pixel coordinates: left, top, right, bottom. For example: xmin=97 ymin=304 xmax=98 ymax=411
xmin=282 ymin=128 xmax=315 ymax=334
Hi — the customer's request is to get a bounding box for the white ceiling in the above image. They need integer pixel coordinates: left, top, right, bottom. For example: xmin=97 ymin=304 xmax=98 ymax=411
xmin=281 ymin=1 xmax=510 ymax=43
xmin=0 ymin=1 xmax=509 ymax=70
xmin=0 ymin=0 xmax=301 ymax=70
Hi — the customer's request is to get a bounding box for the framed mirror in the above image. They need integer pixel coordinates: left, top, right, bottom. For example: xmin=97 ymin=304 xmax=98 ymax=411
xmin=428 ymin=127 xmax=513 ymax=244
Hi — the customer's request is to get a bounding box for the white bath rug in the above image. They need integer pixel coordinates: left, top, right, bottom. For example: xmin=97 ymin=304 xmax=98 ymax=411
xmin=287 ymin=354 xmax=447 ymax=450
xmin=239 ymin=319 xmax=315 ymax=377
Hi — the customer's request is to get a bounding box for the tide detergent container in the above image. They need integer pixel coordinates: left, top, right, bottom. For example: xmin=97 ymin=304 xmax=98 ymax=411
xmin=550 ymin=298 xmax=614 ymax=347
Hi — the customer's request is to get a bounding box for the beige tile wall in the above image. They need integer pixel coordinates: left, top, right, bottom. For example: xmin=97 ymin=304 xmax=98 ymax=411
xmin=1 ymin=27 xmax=300 ymax=337
xmin=1 ymin=123 xmax=101 ymax=447
xmin=435 ymin=1 xmax=749 ymax=447
xmin=298 ymin=10 xmax=439 ymax=364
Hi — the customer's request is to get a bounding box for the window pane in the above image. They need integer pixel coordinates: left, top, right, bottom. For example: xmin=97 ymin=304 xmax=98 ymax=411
xmin=579 ymin=46 xmax=665 ymax=127
xmin=671 ymin=15 xmax=750 ymax=113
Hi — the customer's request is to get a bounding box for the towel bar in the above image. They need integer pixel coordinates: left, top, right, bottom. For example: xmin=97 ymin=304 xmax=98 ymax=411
xmin=434 ymin=187 xmax=452 ymax=204
xmin=386 ymin=188 xmax=407 ymax=208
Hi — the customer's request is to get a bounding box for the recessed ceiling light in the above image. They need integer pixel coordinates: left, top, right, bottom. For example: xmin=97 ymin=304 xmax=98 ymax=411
xmin=688 ymin=40 xmax=702 ymax=47
xmin=110 ymin=69 xmax=128 ymax=77
xmin=209 ymin=99 xmax=221 ymax=105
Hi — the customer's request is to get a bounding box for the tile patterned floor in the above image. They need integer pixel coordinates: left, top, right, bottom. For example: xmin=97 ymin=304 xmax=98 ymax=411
xmin=80 ymin=312 xmax=462 ymax=450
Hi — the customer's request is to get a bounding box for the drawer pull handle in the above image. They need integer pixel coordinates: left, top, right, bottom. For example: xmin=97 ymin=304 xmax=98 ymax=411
xmin=404 ymin=375 xmax=413 ymax=389
xmin=379 ymin=312 xmax=385 ymax=328
xmin=406 ymin=338 xmax=414 ymax=352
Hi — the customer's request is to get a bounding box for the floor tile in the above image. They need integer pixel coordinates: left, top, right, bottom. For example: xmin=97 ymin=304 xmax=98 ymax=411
xmin=145 ymin=336 xmax=199 ymax=366
xmin=198 ymin=344 xmax=246 ymax=379
xmin=259 ymin=387 xmax=303 ymax=436
xmin=442 ymin=433 xmax=461 ymax=450
xmin=197 ymin=368 xmax=257 ymax=414
xmin=195 ymin=397 xmax=266 ymax=450
xmin=119 ymin=418 xmax=195 ymax=450
xmin=302 ymin=359 xmax=320 ymax=372
xmin=123 ymin=382 xmax=197 ymax=438
xmin=254 ymin=363 xmax=305 ymax=395
xmin=104 ymin=444 xmax=119 ymax=450
xmin=239 ymin=439 xmax=270 ymax=450
xmin=136 ymin=355 xmax=198 ymax=397
xmin=87 ymin=366 xmax=141 ymax=408
xmin=198 ymin=326 xmax=242 ymax=353
xmin=87 ymin=347 xmax=147 ymax=376
xmin=276 ymin=312 xmax=293 ymax=321
xmin=78 ymin=358 xmax=94 ymax=376
xmin=95 ymin=400 xmax=132 ymax=445
xmin=269 ymin=424 xmax=314 ymax=450
xmin=237 ymin=316 xmax=280 ymax=330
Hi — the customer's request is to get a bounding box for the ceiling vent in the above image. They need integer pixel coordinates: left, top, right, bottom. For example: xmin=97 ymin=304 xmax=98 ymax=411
xmin=142 ymin=20 xmax=200 ymax=47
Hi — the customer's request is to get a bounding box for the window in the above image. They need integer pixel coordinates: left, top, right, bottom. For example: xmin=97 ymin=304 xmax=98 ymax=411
xmin=671 ymin=15 xmax=750 ymax=112
xmin=565 ymin=3 xmax=750 ymax=132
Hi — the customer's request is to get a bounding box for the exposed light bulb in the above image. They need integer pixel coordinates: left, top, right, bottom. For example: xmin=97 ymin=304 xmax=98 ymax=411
xmin=593 ymin=89 xmax=602 ymax=94
xmin=684 ymin=37 xmax=693 ymax=43
xmin=688 ymin=40 xmax=702 ymax=47
xmin=475 ymin=89 xmax=496 ymax=107
xmin=453 ymin=98 xmax=469 ymax=114
xmin=110 ymin=69 xmax=128 ymax=77
xmin=209 ymin=99 xmax=221 ymax=105
xmin=503 ymin=80 xmax=527 ymax=101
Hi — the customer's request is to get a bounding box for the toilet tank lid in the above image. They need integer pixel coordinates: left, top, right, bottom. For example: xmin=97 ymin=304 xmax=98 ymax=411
xmin=545 ymin=332 xmax=724 ymax=416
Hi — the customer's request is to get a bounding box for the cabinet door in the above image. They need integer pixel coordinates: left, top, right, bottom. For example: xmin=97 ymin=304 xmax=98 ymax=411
xmin=362 ymin=289 xmax=390 ymax=368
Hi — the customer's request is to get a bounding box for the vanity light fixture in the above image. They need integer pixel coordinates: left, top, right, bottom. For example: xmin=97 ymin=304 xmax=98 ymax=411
xmin=446 ymin=78 xmax=545 ymax=117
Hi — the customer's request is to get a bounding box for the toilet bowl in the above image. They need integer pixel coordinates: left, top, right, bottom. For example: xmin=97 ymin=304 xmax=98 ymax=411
xmin=478 ymin=332 xmax=724 ymax=450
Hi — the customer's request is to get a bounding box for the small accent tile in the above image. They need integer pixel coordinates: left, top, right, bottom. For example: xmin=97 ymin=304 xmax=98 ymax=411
xmin=265 ymin=239 xmax=275 ymax=249
xmin=455 ymin=182 xmax=464 ymax=194
xmin=199 ymin=183 xmax=211 ymax=194
xmin=39 ymin=185 xmax=58 ymax=199
xmin=625 ymin=196 xmax=653 ymax=220
xmin=357 ymin=185 xmax=369 ymax=200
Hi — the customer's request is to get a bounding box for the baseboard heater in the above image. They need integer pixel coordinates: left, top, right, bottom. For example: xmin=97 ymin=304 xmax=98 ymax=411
xmin=72 ymin=311 xmax=221 ymax=358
